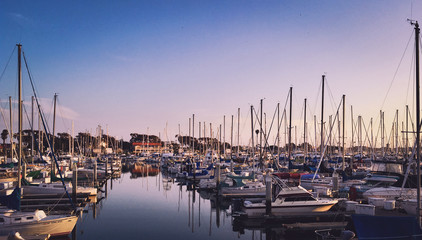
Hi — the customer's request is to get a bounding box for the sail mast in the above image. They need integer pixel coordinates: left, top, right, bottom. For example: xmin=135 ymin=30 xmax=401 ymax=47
xmin=17 ymin=44 xmax=22 ymax=189
xmin=411 ymin=20 xmax=421 ymax=228
xmin=31 ymin=96 xmax=34 ymax=164
xmin=52 ymin=93 xmax=57 ymax=174
xmin=288 ymin=87 xmax=292 ymax=160
xmin=9 ymin=97 xmax=13 ymax=164
xmin=342 ymin=95 xmax=345 ymax=170
xmin=304 ymin=98 xmax=307 ymax=159
xmin=320 ymin=75 xmax=325 ymax=163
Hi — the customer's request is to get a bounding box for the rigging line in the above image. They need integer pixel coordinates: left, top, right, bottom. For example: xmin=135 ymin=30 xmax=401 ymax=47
xmin=361 ymin=118 xmax=374 ymax=151
xmin=299 ymin=99 xmax=304 ymax=132
xmin=266 ymin=94 xmax=290 ymax=151
xmin=0 ymin=46 xmax=17 ymax=83
xmin=312 ymin=79 xmax=322 ymax=118
xmin=252 ymin=107 xmax=272 ymax=154
xmin=380 ymin=30 xmax=413 ymax=111
xmin=313 ymin=96 xmax=343 ymax=181
xmin=22 ymin=50 xmax=75 ymax=210
xmin=373 ymin=114 xmax=381 ymax=151
xmin=22 ymin=103 xmax=42 ymax=159
xmin=264 ymin=103 xmax=280 ymax=154
xmin=276 ymin=89 xmax=291 ymax=140
xmin=44 ymin=97 xmax=55 ymax=127
xmin=265 ymin=104 xmax=279 ymax=147
xmin=1 ymin=101 xmax=20 ymax=160
xmin=325 ymin=80 xmax=339 ymax=115
xmin=407 ymin=41 xmax=416 ymax=106
xmin=56 ymin=97 xmax=71 ymax=132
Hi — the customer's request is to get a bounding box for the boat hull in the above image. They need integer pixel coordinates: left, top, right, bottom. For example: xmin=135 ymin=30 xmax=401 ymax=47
xmin=242 ymin=200 xmax=338 ymax=217
xmin=0 ymin=215 xmax=78 ymax=237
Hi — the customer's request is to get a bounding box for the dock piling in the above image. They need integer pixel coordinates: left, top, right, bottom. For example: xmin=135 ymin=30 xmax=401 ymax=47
xmin=265 ymin=171 xmax=272 ymax=215
xmin=72 ymin=163 xmax=78 ymax=204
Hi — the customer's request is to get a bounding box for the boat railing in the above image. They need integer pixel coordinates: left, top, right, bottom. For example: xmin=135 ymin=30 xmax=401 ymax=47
xmin=272 ymin=176 xmax=292 ymax=190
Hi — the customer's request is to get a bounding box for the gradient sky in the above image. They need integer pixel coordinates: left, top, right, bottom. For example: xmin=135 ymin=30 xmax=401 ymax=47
xmin=0 ymin=0 xmax=421 ymax=148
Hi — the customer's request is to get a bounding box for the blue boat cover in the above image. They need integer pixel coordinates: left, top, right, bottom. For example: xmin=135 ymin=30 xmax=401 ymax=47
xmin=352 ymin=214 xmax=422 ymax=239
xmin=0 ymin=187 xmax=21 ymax=211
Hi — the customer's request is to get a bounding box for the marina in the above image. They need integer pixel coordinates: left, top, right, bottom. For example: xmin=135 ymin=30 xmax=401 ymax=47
xmin=2 ymin=1 xmax=422 ymax=239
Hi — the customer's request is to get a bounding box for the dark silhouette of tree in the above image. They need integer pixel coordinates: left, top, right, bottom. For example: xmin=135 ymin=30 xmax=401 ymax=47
xmin=130 ymin=133 xmax=162 ymax=144
xmin=56 ymin=132 xmax=71 ymax=153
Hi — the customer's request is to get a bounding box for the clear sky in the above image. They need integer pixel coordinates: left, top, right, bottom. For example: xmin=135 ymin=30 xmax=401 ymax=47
xmin=0 ymin=0 xmax=421 ymax=148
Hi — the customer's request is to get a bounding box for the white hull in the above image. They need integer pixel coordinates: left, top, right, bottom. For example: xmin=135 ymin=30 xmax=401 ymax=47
xmin=362 ymin=187 xmax=417 ymax=200
xmin=23 ymin=184 xmax=97 ymax=196
xmin=242 ymin=200 xmax=338 ymax=217
xmin=0 ymin=215 xmax=78 ymax=237
xmin=221 ymin=188 xmax=266 ymax=198
xmin=0 ymin=210 xmax=78 ymax=237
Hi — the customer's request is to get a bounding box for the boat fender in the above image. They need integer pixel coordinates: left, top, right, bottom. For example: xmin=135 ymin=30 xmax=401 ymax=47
xmin=7 ymin=231 xmax=24 ymax=240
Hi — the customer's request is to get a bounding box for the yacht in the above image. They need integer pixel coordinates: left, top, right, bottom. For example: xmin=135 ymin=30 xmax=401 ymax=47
xmin=241 ymin=185 xmax=337 ymax=217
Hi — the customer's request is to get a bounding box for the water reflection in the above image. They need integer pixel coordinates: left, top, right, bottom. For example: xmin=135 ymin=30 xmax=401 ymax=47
xmin=70 ymin=169 xmax=334 ymax=240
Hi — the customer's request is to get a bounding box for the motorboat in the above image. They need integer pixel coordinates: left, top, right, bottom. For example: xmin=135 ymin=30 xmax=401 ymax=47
xmin=241 ymin=185 xmax=338 ymax=217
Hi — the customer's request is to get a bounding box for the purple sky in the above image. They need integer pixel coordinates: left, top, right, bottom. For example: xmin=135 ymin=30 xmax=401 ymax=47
xmin=0 ymin=0 xmax=421 ymax=149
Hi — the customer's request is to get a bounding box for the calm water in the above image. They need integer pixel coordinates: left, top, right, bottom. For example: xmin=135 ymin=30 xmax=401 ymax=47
xmin=73 ymin=172 xmax=260 ymax=240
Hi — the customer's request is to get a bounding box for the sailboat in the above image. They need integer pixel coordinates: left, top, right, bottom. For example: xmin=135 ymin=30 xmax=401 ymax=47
xmin=352 ymin=21 xmax=422 ymax=239
xmin=0 ymin=44 xmax=78 ymax=237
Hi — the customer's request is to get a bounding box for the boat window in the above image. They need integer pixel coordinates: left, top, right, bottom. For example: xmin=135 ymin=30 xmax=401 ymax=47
xmin=26 ymin=216 xmax=34 ymax=220
xmin=14 ymin=217 xmax=21 ymax=221
xmin=0 ymin=218 xmax=4 ymax=222
xmin=284 ymin=196 xmax=316 ymax=202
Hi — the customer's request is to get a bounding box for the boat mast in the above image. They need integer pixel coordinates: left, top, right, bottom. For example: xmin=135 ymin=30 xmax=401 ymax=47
xmin=406 ymin=105 xmax=409 ymax=159
xmin=260 ymin=99 xmax=263 ymax=167
xmin=342 ymin=95 xmax=345 ymax=170
xmin=351 ymin=107 xmax=354 ymax=159
xmin=304 ymin=99 xmax=307 ymax=159
xmin=9 ymin=97 xmax=13 ymax=164
xmin=237 ymin=108 xmax=240 ymax=157
xmin=17 ymin=44 xmax=22 ymax=189
xmin=358 ymin=116 xmax=362 ymax=159
xmin=192 ymin=114 xmax=195 ymax=157
xmin=288 ymin=87 xmax=292 ymax=161
xmin=371 ymin=118 xmax=374 ymax=160
xmin=410 ymin=20 xmax=421 ymax=228
xmin=277 ymin=103 xmax=280 ymax=161
xmin=382 ymin=111 xmax=385 ymax=158
xmin=314 ymin=115 xmax=317 ymax=154
xmin=320 ymin=75 xmax=325 ymax=163
xmin=231 ymin=115 xmax=233 ymax=165
xmin=223 ymin=115 xmax=226 ymax=158
xmin=52 ymin=93 xmax=57 ymax=174
xmin=395 ymin=109 xmax=399 ymax=158
xmin=250 ymin=105 xmax=255 ymax=171
xmin=31 ymin=96 xmax=34 ymax=164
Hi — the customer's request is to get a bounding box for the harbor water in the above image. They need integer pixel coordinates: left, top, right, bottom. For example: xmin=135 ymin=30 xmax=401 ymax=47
xmin=72 ymin=172 xmax=258 ymax=240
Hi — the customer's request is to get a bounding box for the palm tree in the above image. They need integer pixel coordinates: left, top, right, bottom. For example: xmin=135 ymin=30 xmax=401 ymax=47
xmin=1 ymin=129 xmax=8 ymax=164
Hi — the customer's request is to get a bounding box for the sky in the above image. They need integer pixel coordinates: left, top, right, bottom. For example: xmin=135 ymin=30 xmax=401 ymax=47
xmin=0 ymin=0 xmax=421 ymax=148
